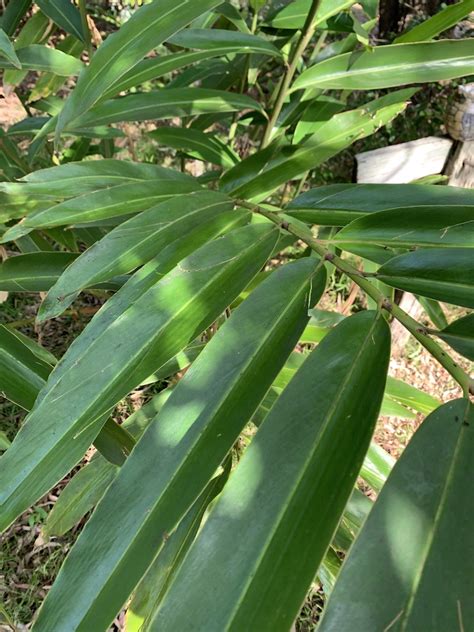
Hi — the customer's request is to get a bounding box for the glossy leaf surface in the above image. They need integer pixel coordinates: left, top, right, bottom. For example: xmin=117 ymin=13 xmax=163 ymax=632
xmin=378 ymin=248 xmax=474 ymax=308
xmin=320 ymin=399 xmax=474 ymax=632
xmin=436 ymin=314 xmax=474 ymax=361
xmin=0 ymin=223 xmax=277 ymax=532
xmin=33 ymin=258 xmax=327 ymax=632
xmin=150 ymin=311 xmax=390 ymax=631
xmin=2 ymin=177 xmax=201 ymax=242
xmin=56 ymin=0 xmax=224 ymax=134
xmin=287 ymin=183 xmax=474 ymax=226
xmin=38 ymin=191 xmax=235 ymax=320
xmin=335 ymin=208 xmax=474 ymax=249
xmin=293 ymin=40 xmax=474 ymax=91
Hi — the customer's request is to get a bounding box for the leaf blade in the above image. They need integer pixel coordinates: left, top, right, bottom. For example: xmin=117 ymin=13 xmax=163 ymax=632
xmin=149 ymin=311 xmax=391 ymax=631
xmin=319 ymin=399 xmax=474 ymax=632
xmin=32 ymin=257 xmax=327 ymax=632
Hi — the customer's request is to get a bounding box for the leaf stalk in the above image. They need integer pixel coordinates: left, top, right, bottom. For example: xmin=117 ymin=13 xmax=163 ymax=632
xmin=260 ymin=0 xmax=323 ymax=148
xmin=236 ymin=199 xmax=474 ymax=398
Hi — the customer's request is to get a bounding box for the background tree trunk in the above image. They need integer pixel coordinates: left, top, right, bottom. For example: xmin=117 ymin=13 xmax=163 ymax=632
xmin=379 ymin=0 xmax=458 ymax=39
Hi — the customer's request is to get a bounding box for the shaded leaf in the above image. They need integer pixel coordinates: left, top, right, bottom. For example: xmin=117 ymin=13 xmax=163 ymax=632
xmin=377 ymin=248 xmax=474 ymax=308
xmin=436 ymin=314 xmax=474 ymax=361
xmin=395 ymin=0 xmax=474 ymax=43
xmin=149 ymin=311 xmax=390 ymax=631
xmin=0 ymin=223 xmax=278 ymax=532
xmin=33 ymin=258 xmax=327 ymax=632
xmin=147 ymin=128 xmax=239 ymax=168
xmin=56 ymin=0 xmax=224 ymax=135
xmin=287 ymin=183 xmax=474 ymax=226
xmin=319 ymin=399 xmax=474 ymax=632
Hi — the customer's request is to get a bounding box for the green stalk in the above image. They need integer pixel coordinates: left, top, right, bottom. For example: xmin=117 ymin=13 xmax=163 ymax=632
xmin=261 ymin=0 xmax=323 ymax=148
xmin=78 ymin=0 xmax=92 ymax=58
xmin=236 ymin=199 xmax=474 ymax=398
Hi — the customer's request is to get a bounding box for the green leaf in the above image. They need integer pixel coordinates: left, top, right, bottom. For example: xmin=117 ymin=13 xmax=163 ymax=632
xmin=0 ymin=325 xmax=54 ymax=410
xmin=36 ymin=0 xmax=85 ymax=41
xmin=293 ymin=40 xmax=474 ymax=92
xmin=29 ymin=34 xmax=84 ymax=102
xmin=0 ymin=45 xmax=83 ymax=75
xmin=42 ymin=389 xmax=173 ymax=538
xmin=148 ymin=311 xmax=390 ymax=631
xmin=3 ymin=11 xmax=52 ymax=88
xmin=335 ymin=208 xmax=474 ymax=250
xmin=32 ymin=258 xmax=327 ymax=632
xmin=361 ymin=442 xmax=395 ymax=493
xmin=0 ymin=223 xmax=278 ymax=533
xmin=435 ymin=314 xmax=474 ymax=361
xmin=0 ymin=252 xmax=78 ymax=292
xmin=2 ymin=176 xmax=201 ymax=242
xmin=38 ymin=191 xmax=236 ymax=320
xmin=293 ymin=97 xmax=345 ymax=144
xmin=223 ymin=90 xmax=413 ymax=200
xmin=101 ymin=50 xmax=244 ymax=101
xmin=381 ymin=397 xmax=417 ymax=420
xmin=285 ymin=184 xmax=474 ymax=226
xmin=125 ymin=462 xmax=231 ymax=632
xmin=319 ymin=399 xmax=474 ymax=632
xmin=0 ymin=0 xmax=32 ymax=36
xmin=0 ymin=160 xmax=178 ymax=223
xmin=378 ymin=248 xmax=474 ymax=308
xmin=417 ymin=296 xmax=448 ymax=330
xmin=385 ymin=377 xmax=440 ymax=416
xmin=0 ymin=28 xmax=21 ymax=69
xmin=56 ymin=0 xmax=224 ymax=135
xmin=395 ymin=0 xmax=474 ymax=43
xmin=147 ymin=127 xmax=239 ymax=168
xmin=5 ymin=158 xmax=178 ymax=196
xmin=267 ymin=0 xmax=355 ymax=29
xmin=168 ymin=28 xmax=282 ymax=57
xmin=69 ymin=88 xmax=264 ymax=129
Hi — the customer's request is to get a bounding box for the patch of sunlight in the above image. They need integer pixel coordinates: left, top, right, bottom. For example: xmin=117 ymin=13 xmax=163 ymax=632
xmin=383 ymin=491 xmax=430 ymax=588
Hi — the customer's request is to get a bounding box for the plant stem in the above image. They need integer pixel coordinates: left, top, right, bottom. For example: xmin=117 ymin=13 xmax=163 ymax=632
xmin=261 ymin=0 xmax=323 ymax=148
xmin=78 ymin=0 xmax=93 ymax=58
xmin=236 ymin=199 xmax=474 ymax=398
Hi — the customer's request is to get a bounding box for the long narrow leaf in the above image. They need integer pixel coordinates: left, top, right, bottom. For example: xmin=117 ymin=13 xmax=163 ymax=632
xmin=293 ymin=40 xmax=474 ymax=92
xmin=0 ymin=223 xmax=277 ymax=532
xmin=56 ymin=0 xmax=224 ymax=135
xmin=0 ymin=45 xmax=83 ymax=75
xmin=69 ymin=89 xmax=264 ymax=129
xmin=38 ymin=191 xmax=235 ymax=320
xmin=377 ymin=248 xmax=474 ymax=308
xmin=149 ymin=311 xmax=390 ymax=631
xmin=319 ymin=399 xmax=474 ymax=632
xmin=286 ymin=183 xmax=474 ymax=226
xmin=32 ymin=257 xmax=327 ymax=632
xmin=335 ymin=208 xmax=474 ymax=249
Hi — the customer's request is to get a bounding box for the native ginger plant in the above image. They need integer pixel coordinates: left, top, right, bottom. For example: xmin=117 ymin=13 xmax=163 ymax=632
xmin=0 ymin=0 xmax=473 ymax=630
